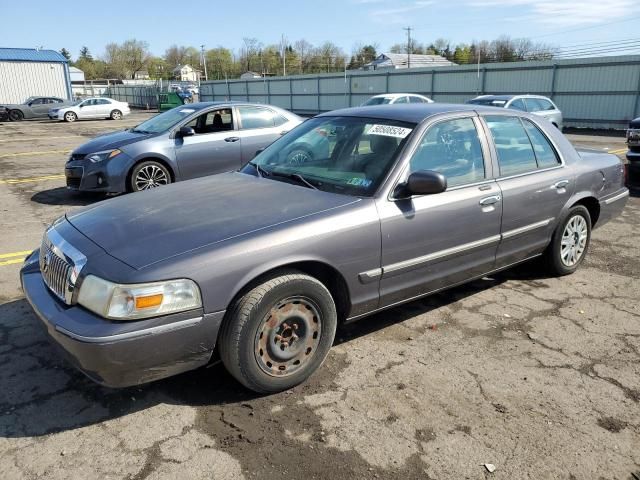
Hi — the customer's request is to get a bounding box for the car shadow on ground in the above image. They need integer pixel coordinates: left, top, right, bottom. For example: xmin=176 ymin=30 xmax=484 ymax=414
xmin=30 ymin=187 xmax=113 ymax=206
xmin=0 ymin=260 xmax=543 ymax=439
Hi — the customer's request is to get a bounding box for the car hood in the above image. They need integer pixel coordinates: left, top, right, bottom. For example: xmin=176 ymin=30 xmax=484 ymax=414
xmin=66 ymin=172 xmax=360 ymax=269
xmin=630 ymin=117 xmax=640 ymax=129
xmin=73 ymin=130 xmax=153 ymax=154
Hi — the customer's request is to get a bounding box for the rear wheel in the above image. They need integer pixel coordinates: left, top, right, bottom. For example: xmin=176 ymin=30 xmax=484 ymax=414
xmin=219 ymin=270 xmax=337 ymax=393
xmin=8 ymin=110 xmax=23 ymax=122
xmin=286 ymin=148 xmax=313 ymax=165
xmin=110 ymin=109 xmax=122 ymax=120
xmin=64 ymin=111 xmax=77 ymax=122
xmin=130 ymin=161 xmax=171 ymax=192
xmin=544 ymin=205 xmax=591 ymax=276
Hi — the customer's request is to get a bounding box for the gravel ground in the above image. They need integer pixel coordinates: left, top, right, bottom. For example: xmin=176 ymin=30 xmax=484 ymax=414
xmin=0 ymin=115 xmax=638 ymax=480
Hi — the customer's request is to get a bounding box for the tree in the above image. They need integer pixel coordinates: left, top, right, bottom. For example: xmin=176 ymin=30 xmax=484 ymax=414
xmin=205 ymin=47 xmax=236 ymax=79
xmin=293 ymin=39 xmax=313 ymax=74
xmin=240 ymin=37 xmax=262 ymax=72
xmin=60 ymin=48 xmax=72 ymax=61
xmin=103 ymin=39 xmax=151 ymax=79
xmin=348 ymin=44 xmax=377 ymax=69
xmin=79 ymin=46 xmax=93 ymax=62
xmin=164 ymin=45 xmax=188 ymax=68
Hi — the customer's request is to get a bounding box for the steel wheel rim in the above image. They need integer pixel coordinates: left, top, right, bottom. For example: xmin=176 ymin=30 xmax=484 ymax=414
xmin=254 ymin=296 xmax=322 ymax=377
xmin=561 ymin=215 xmax=588 ymax=267
xmin=288 ymin=150 xmax=311 ymax=164
xmin=135 ymin=165 xmax=169 ymax=190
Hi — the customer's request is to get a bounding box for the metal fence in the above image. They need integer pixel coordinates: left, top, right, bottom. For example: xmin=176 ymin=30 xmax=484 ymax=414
xmin=200 ymin=55 xmax=640 ymax=130
xmin=103 ymin=84 xmax=166 ymax=108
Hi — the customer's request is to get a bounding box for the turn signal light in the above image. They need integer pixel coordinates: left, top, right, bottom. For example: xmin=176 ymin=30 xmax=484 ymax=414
xmin=135 ymin=294 xmax=164 ymax=309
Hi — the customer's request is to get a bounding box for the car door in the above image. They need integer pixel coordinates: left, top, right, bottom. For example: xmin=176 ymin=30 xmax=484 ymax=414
xmin=392 ymin=96 xmax=409 ymax=105
xmin=235 ymin=105 xmax=287 ymax=163
xmin=174 ymin=107 xmax=242 ymax=179
xmin=376 ymin=115 xmax=502 ymax=307
xmin=481 ymin=114 xmax=570 ymax=267
xmin=27 ymin=98 xmax=50 ymax=117
xmin=77 ymin=99 xmax=99 ymax=118
xmin=96 ymin=99 xmax=113 ymax=117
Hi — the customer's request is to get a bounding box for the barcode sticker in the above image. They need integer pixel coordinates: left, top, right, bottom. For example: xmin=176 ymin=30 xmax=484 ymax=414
xmin=367 ymin=124 xmax=412 ymax=138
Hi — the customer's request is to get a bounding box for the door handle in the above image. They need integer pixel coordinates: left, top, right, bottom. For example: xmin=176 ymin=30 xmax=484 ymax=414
xmin=224 ymin=137 xmax=240 ymax=143
xmin=280 ymin=130 xmax=289 ymax=136
xmin=552 ymin=180 xmax=569 ymax=189
xmin=479 ymin=195 xmax=501 ymax=206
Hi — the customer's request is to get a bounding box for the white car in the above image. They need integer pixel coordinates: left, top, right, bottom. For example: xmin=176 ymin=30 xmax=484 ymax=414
xmin=50 ymin=98 xmax=131 ymax=122
xmin=362 ymin=93 xmax=434 ymax=106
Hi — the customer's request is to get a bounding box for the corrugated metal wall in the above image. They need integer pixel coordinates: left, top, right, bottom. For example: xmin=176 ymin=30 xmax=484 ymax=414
xmin=200 ymin=55 xmax=640 ymax=129
xmin=104 ymin=85 xmax=161 ymax=108
xmin=0 ymin=62 xmax=69 ymax=103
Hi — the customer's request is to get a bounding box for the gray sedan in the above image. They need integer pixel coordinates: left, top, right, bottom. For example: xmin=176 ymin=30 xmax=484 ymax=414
xmin=64 ymin=102 xmax=304 ymax=193
xmin=2 ymin=96 xmax=74 ymax=121
xmin=21 ymin=103 xmax=628 ymax=393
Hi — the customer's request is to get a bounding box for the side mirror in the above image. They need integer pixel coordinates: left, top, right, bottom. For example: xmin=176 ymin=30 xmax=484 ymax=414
xmin=394 ymin=170 xmax=447 ymax=199
xmin=177 ymin=126 xmax=196 ymax=138
xmin=254 ymin=147 xmax=266 ymax=158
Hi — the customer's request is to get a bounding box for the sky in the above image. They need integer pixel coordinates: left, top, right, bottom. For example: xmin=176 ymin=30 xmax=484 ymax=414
xmin=2 ymin=0 xmax=639 ymax=59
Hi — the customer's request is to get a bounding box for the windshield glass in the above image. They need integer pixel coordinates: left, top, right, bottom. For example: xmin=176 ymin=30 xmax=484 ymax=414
xmin=467 ymin=98 xmax=507 ymax=107
xmin=241 ymin=116 xmax=415 ymax=197
xmin=132 ymin=107 xmax=200 ymax=133
xmin=362 ymin=97 xmax=392 ymax=106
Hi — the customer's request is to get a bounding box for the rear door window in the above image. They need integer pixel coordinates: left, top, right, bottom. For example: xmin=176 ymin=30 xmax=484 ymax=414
xmin=522 ymin=119 xmax=561 ymax=168
xmin=238 ymin=106 xmax=276 ymax=129
xmin=393 ymin=96 xmax=409 ymax=104
xmin=484 ymin=115 xmax=538 ymax=176
xmin=525 ymin=98 xmax=555 ymax=112
xmin=508 ymin=98 xmax=527 ymax=111
xmin=409 ymin=96 xmax=427 ymax=104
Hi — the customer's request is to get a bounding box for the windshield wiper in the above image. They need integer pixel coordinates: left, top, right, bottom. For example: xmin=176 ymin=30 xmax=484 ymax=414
xmin=269 ymin=170 xmax=318 ymax=190
xmin=248 ymin=161 xmax=268 ymax=178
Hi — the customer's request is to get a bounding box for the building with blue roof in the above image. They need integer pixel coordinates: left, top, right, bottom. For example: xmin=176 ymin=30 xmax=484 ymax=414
xmin=0 ymin=48 xmax=72 ymax=104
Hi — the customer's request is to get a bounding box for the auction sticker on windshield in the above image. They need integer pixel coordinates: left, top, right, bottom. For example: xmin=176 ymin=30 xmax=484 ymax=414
xmin=367 ymin=124 xmax=412 ymax=138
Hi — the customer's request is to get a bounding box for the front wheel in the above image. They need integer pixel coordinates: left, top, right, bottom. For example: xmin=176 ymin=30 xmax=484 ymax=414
xmin=286 ymin=148 xmax=313 ymax=165
xmin=110 ymin=109 xmax=122 ymax=120
xmin=219 ymin=270 xmax=337 ymax=393
xmin=130 ymin=161 xmax=171 ymax=192
xmin=8 ymin=110 xmax=23 ymax=122
xmin=64 ymin=111 xmax=77 ymax=122
xmin=544 ymin=205 xmax=591 ymax=276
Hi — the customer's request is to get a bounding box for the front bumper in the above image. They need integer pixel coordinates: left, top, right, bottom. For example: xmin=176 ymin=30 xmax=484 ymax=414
xmin=65 ymin=152 xmax=132 ymax=193
xmin=20 ymin=251 xmax=224 ymax=387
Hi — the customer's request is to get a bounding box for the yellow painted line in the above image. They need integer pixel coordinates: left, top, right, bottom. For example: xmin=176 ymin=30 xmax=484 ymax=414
xmin=0 ymin=250 xmax=32 ymax=259
xmin=0 ymin=149 xmax=71 ymax=159
xmin=0 ymin=258 xmax=25 ymax=267
xmin=608 ymin=148 xmax=628 ymax=155
xmin=0 ymin=174 xmax=65 ymax=184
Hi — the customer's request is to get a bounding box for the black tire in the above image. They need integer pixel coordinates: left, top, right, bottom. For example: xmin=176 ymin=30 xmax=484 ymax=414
xmin=110 ymin=109 xmax=123 ymax=120
xmin=8 ymin=110 xmax=23 ymax=122
xmin=286 ymin=147 xmax=313 ymax=165
xmin=64 ymin=111 xmax=77 ymax=123
xmin=544 ymin=205 xmax=591 ymax=276
xmin=129 ymin=161 xmax=171 ymax=192
xmin=219 ymin=270 xmax=337 ymax=393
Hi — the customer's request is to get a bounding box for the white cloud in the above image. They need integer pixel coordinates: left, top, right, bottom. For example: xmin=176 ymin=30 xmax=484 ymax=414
xmin=367 ymin=0 xmax=435 ymax=23
xmin=468 ymin=0 xmax=634 ymax=26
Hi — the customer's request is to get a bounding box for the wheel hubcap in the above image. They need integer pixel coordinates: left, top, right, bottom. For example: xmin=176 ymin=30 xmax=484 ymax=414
xmin=288 ymin=151 xmax=310 ymax=164
xmin=561 ymin=215 xmax=588 ymax=267
xmin=135 ymin=165 xmax=168 ymax=190
xmin=254 ymin=296 xmax=322 ymax=377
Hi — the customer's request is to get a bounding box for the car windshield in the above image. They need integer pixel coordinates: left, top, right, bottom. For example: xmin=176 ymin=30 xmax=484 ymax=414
xmin=362 ymin=97 xmax=393 ymax=106
xmin=23 ymin=97 xmax=37 ymax=104
xmin=467 ymin=98 xmax=508 ymax=107
xmin=242 ymin=116 xmax=415 ymax=197
xmin=131 ymin=107 xmax=200 ymax=134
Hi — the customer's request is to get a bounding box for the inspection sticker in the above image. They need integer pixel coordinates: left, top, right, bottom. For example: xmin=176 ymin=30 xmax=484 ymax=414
xmin=367 ymin=124 xmax=412 ymax=138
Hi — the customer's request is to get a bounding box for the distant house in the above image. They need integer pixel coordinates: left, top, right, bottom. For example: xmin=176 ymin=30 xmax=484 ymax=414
xmin=240 ymin=71 xmax=263 ymax=79
xmin=172 ymin=64 xmax=200 ymax=82
xmin=134 ymin=70 xmax=150 ymax=80
xmin=69 ymin=66 xmax=85 ymax=82
xmin=363 ymin=53 xmax=455 ymax=70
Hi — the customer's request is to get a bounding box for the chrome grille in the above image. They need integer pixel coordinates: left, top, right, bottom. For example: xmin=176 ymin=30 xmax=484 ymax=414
xmin=40 ymin=238 xmax=72 ymax=303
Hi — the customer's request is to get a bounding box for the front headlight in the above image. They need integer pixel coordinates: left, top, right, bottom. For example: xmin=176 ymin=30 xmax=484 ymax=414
xmin=86 ymin=149 xmax=122 ymax=163
xmin=77 ymin=275 xmax=202 ymax=320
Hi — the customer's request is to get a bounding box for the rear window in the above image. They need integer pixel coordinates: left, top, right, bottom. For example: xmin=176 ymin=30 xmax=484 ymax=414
xmin=362 ymin=97 xmax=392 ymax=106
xmin=468 ymin=98 xmax=507 ymax=107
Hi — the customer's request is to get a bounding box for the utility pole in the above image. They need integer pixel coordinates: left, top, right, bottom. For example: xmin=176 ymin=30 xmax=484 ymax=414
xmin=403 ymin=27 xmax=412 ymax=69
xmin=281 ymin=34 xmax=287 ymax=77
xmin=200 ymin=44 xmax=208 ymax=81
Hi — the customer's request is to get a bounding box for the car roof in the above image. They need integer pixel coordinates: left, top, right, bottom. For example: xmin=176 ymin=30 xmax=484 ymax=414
xmin=370 ymin=93 xmax=427 ymax=98
xmin=185 ymin=101 xmax=294 ymax=112
xmin=317 ymin=103 xmax=503 ymax=124
xmin=473 ymin=94 xmax=550 ymax=101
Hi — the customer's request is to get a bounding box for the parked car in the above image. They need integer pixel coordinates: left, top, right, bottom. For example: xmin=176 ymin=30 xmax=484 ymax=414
xmin=0 ymin=106 xmax=8 ymax=122
xmin=0 ymin=96 xmax=74 ymax=121
xmin=64 ymin=102 xmax=304 ymax=193
xmin=21 ymin=103 xmax=628 ymax=393
xmin=362 ymin=93 xmax=434 ymax=106
xmin=467 ymin=95 xmax=563 ymax=129
xmin=51 ymin=98 xmax=130 ymax=123
xmin=627 ymin=116 xmax=640 ymax=163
